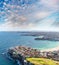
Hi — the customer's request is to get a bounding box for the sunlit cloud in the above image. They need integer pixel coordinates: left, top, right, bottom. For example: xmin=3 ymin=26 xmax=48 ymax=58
xmin=0 ymin=0 xmax=59 ymax=31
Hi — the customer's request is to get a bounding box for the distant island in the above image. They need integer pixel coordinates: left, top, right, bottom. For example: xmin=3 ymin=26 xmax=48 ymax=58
xmin=7 ymin=46 xmax=59 ymax=65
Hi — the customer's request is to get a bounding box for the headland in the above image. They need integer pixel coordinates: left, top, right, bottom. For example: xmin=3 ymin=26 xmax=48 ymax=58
xmin=7 ymin=46 xmax=59 ymax=65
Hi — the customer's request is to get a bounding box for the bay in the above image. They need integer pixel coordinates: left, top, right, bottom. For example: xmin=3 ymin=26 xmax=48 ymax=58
xmin=0 ymin=32 xmax=59 ymax=65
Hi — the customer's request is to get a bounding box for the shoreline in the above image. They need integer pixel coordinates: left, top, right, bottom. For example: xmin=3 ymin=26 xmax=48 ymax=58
xmin=40 ymin=46 xmax=59 ymax=52
xmin=7 ymin=45 xmax=59 ymax=65
xmin=10 ymin=46 xmax=59 ymax=52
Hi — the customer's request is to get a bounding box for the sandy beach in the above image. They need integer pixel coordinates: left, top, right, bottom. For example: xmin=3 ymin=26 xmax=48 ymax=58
xmin=41 ymin=46 xmax=59 ymax=52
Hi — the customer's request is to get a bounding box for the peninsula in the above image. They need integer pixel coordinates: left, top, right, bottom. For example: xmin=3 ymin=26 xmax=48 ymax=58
xmin=7 ymin=46 xmax=59 ymax=65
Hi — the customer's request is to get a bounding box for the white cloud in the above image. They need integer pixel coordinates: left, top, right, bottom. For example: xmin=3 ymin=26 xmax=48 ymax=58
xmin=41 ymin=0 xmax=59 ymax=8
xmin=34 ymin=11 xmax=52 ymax=19
xmin=0 ymin=0 xmax=59 ymax=31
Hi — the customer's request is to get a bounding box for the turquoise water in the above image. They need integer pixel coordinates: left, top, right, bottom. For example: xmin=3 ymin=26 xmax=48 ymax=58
xmin=0 ymin=32 xmax=59 ymax=65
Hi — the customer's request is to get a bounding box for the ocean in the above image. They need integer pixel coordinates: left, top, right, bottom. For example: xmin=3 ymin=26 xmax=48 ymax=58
xmin=0 ymin=32 xmax=59 ymax=65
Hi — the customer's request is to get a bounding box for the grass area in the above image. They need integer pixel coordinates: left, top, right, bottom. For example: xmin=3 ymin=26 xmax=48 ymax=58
xmin=26 ymin=58 xmax=59 ymax=65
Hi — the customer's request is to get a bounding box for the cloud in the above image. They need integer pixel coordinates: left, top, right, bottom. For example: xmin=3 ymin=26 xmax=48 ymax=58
xmin=52 ymin=16 xmax=59 ymax=27
xmin=34 ymin=11 xmax=53 ymax=20
xmin=40 ymin=0 xmax=59 ymax=10
xmin=0 ymin=0 xmax=59 ymax=31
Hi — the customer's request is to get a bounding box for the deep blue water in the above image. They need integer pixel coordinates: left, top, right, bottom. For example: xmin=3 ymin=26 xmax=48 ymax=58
xmin=0 ymin=32 xmax=59 ymax=65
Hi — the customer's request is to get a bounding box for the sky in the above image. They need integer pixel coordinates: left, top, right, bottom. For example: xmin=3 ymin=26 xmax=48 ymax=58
xmin=0 ymin=0 xmax=59 ymax=31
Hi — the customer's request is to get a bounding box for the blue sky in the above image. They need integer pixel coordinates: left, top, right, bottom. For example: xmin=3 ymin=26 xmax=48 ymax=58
xmin=0 ymin=0 xmax=59 ymax=31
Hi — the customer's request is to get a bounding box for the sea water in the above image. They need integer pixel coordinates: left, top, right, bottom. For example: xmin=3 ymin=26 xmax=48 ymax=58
xmin=0 ymin=32 xmax=59 ymax=65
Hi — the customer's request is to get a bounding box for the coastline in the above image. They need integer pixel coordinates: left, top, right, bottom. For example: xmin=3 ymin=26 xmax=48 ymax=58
xmin=7 ymin=46 xmax=59 ymax=65
xmin=41 ymin=46 xmax=59 ymax=52
xmin=10 ymin=46 xmax=59 ymax=52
